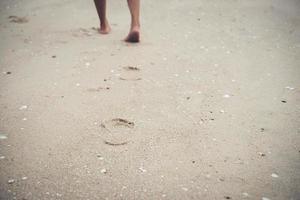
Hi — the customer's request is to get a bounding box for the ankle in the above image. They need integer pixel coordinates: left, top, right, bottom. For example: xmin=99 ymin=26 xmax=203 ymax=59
xmin=130 ymin=24 xmax=140 ymax=31
xmin=100 ymin=19 xmax=109 ymax=27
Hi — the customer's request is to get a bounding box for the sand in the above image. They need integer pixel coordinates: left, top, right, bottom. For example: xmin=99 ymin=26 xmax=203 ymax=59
xmin=0 ymin=0 xmax=300 ymax=199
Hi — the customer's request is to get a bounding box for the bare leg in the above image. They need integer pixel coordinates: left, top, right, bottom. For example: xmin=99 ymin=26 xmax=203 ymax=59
xmin=94 ymin=0 xmax=111 ymax=34
xmin=125 ymin=0 xmax=141 ymax=43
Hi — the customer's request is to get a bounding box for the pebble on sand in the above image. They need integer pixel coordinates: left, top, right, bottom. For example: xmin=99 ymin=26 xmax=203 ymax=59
xmin=271 ymin=173 xmax=279 ymax=178
xmin=100 ymin=169 xmax=107 ymax=174
xmin=21 ymin=176 xmax=28 ymax=180
xmin=19 ymin=105 xmax=28 ymax=110
xmin=182 ymin=187 xmax=188 ymax=191
xmin=285 ymin=86 xmax=295 ymax=90
xmin=0 ymin=156 xmax=5 ymax=160
xmin=139 ymin=167 xmax=147 ymax=173
xmin=8 ymin=179 xmax=15 ymax=184
xmin=258 ymin=152 xmax=266 ymax=157
xmin=223 ymin=94 xmax=231 ymax=98
xmin=97 ymin=155 xmax=104 ymax=160
xmin=262 ymin=197 xmax=271 ymax=200
xmin=242 ymin=192 xmax=249 ymax=197
xmin=0 ymin=134 xmax=8 ymax=140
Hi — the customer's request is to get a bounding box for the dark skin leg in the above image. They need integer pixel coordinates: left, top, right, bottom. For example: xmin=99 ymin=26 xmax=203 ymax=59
xmin=94 ymin=0 xmax=111 ymax=34
xmin=94 ymin=0 xmax=141 ymax=42
xmin=125 ymin=0 xmax=141 ymax=43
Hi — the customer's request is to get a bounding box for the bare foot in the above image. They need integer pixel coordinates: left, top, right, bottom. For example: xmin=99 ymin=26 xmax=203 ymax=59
xmin=99 ymin=21 xmax=111 ymax=34
xmin=125 ymin=27 xmax=140 ymax=43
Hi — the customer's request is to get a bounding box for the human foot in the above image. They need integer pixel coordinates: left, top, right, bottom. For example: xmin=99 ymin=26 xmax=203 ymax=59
xmin=125 ymin=27 xmax=140 ymax=43
xmin=99 ymin=21 xmax=111 ymax=34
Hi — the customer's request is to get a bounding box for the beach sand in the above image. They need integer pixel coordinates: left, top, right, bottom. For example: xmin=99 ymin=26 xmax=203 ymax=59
xmin=0 ymin=0 xmax=300 ymax=199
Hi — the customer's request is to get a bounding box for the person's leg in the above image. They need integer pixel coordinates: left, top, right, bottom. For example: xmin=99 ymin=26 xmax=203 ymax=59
xmin=94 ymin=0 xmax=111 ymax=34
xmin=125 ymin=0 xmax=140 ymax=43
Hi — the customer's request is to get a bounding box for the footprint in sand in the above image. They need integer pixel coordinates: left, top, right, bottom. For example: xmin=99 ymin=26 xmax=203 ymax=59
xmin=8 ymin=16 xmax=29 ymax=24
xmin=100 ymin=118 xmax=135 ymax=146
xmin=72 ymin=27 xmax=109 ymax=38
xmin=72 ymin=28 xmax=98 ymax=38
xmin=119 ymin=66 xmax=142 ymax=81
xmin=87 ymin=86 xmax=110 ymax=92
